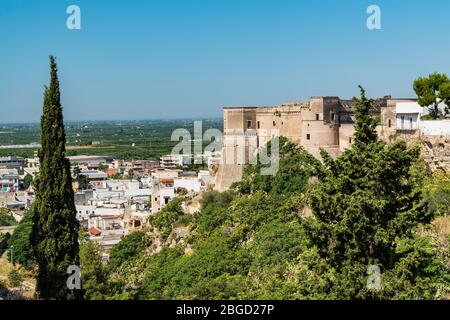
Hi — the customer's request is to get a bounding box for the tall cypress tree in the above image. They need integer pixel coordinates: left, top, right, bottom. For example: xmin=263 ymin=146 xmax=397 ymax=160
xmin=31 ymin=56 xmax=81 ymax=300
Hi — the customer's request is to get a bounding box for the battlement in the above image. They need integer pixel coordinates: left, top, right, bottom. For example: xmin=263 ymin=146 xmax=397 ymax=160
xmin=215 ymin=95 xmax=437 ymax=191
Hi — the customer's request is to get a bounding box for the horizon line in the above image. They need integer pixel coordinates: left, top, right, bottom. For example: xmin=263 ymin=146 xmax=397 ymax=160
xmin=0 ymin=117 xmax=223 ymax=126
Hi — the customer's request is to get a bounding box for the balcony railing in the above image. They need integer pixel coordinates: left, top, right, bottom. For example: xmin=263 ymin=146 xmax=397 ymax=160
xmin=396 ymin=129 xmax=418 ymax=134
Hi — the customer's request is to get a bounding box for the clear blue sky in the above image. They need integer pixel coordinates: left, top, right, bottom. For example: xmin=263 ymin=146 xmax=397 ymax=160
xmin=1 ymin=0 xmax=450 ymax=123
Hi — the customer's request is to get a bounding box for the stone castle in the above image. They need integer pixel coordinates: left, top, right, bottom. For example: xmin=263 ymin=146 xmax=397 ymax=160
xmin=214 ymin=95 xmax=450 ymax=191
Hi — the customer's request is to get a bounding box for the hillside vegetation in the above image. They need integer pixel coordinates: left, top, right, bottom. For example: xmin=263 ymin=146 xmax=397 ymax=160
xmin=6 ymin=88 xmax=449 ymax=300
xmin=78 ymin=88 xmax=449 ymax=300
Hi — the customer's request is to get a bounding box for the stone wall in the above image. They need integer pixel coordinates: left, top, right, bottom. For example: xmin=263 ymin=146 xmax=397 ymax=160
xmin=384 ymin=133 xmax=450 ymax=172
xmin=215 ymin=96 xmax=450 ymax=191
xmin=420 ymin=136 xmax=450 ymax=171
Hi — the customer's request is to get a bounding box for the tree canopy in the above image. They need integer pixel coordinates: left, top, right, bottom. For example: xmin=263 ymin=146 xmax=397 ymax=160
xmin=30 ymin=56 xmax=81 ymax=300
xmin=413 ymin=73 xmax=450 ymax=119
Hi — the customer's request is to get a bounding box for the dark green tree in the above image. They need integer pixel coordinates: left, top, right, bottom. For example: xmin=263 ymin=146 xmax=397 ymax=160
xmin=73 ymin=166 xmax=81 ymax=178
xmin=109 ymin=231 xmax=150 ymax=268
xmin=413 ymin=73 xmax=450 ymax=119
xmin=127 ymin=169 xmax=134 ymax=179
xmin=8 ymin=212 xmax=35 ymax=269
xmin=0 ymin=208 xmax=17 ymax=227
xmin=30 ymin=56 xmax=81 ymax=300
xmin=8 ymin=269 xmax=23 ymax=288
xmin=77 ymin=175 xmax=90 ymax=190
xmin=79 ymin=239 xmax=109 ymax=299
xmin=22 ymin=174 xmax=33 ymax=190
xmin=298 ymin=86 xmax=437 ymax=299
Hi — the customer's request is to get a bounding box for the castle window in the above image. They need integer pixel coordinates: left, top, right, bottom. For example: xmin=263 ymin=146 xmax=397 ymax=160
xmin=331 ymin=113 xmax=335 ymax=121
xmin=388 ymin=119 xmax=391 ymax=128
xmin=273 ymin=121 xmax=276 ymax=126
xmin=349 ymin=137 xmax=352 ymax=143
xmin=257 ymin=121 xmax=260 ymax=129
xmin=247 ymin=120 xmax=252 ymax=129
xmin=316 ymin=114 xmax=319 ymax=121
xmin=306 ymin=134 xmax=310 ymax=140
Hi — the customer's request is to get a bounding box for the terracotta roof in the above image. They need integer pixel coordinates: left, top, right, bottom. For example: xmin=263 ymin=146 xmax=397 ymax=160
xmin=88 ymin=226 xmax=102 ymax=236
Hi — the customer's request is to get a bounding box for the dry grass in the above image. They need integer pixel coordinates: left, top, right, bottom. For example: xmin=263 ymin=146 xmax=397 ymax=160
xmin=432 ymin=216 xmax=450 ymax=237
xmin=0 ymin=251 xmax=35 ymax=298
xmin=0 ymin=251 xmax=13 ymax=282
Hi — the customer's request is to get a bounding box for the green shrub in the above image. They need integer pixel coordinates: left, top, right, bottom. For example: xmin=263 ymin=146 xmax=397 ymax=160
xmin=8 ymin=269 xmax=23 ymax=288
xmin=150 ymin=198 xmax=185 ymax=236
xmin=0 ymin=209 xmax=17 ymax=227
xmin=109 ymin=231 xmax=150 ymax=269
xmin=7 ymin=212 xmax=35 ymax=269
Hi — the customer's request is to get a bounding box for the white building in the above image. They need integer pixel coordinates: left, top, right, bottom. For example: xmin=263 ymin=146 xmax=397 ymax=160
xmin=76 ymin=205 xmax=96 ymax=221
xmin=198 ymin=170 xmax=211 ymax=185
xmin=420 ymin=120 xmax=450 ymax=136
xmin=395 ymin=101 xmax=450 ymax=136
xmin=106 ymin=179 xmax=140 ymax=191
xmin=79 ymin=170 xmax=108 ymax=189
xmin=203 ymin=150 xmax=222 ymax=168
xmin=395 ymin=102 xmax=423 ymax=131
xmin=160 ymin=154 xmax=190 ymax=168
xmin=0 ymin=168 xmax=19 ymax=192
xmin=174 ymin=177 xmax=202 ymax=193
xmin=152 ymin=168 xmax=180 ymax=179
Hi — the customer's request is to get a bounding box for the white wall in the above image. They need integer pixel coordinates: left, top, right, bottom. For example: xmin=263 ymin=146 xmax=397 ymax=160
xmin=198 ymin=170 xmax=210 ymax=184
xmin=159 ymin=187 xmax=175 ymax=207
xmin=124 ymin=188 xmax=151 ymax=198
xmin=174 ymin=178 xmax=201 ymax=192
xmin=420 ymin=120 xmax=450 ymax=136
xmin=396 ymin=114 xmax=420 ymax=130
xmin=395 ymin=102 xmax=423 ymax=114
xmin=152 ymin=170 xmax=179 ymax=179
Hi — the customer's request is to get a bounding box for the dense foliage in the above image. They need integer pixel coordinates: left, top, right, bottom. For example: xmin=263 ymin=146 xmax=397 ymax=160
xmin=94 ymin=87 xmax=449 ymax=300
xmin=30 ymin=56 xmax=81 ymax=300
xmin=423 ymin=171 xmax=450 ymax=217
xmin=413 ymin=73 xmax=450 ymax=119
xmin=0 ymin=209 xmax=17 ymax=227
xmin=0 ymin=119 xmax=223 ymax=161
xmin=149 ymin=198 xmax=191 ymax=237
xmin=7 ymin=212 xmax=35 ymax=269
xmin=22 ymin=174 xmax=33 ymax=190
xmin=109 ymin=231 xmax=150 ymax=269
xmin=79 ymin=238 xmax=110 ymax=299
xmin=8 ymin=81 xmax=446 ymax=299
xmin=296 ymin=87 xmax=447 ymax=299
xmin=8 ymin=269 xmax=23 ymax=288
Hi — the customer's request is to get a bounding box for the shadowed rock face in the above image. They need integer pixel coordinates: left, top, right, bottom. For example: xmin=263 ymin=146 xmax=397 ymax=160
xmin=421 ymin=136 xmax=450 ymax=171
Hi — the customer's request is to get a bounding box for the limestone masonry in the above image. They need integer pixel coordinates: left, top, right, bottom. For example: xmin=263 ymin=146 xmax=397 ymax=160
xmin=214 ymin=96 xmax=450 ymax=191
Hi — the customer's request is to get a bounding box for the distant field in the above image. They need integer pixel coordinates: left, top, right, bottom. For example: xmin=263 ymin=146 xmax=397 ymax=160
xmin=0 ymin=119 xmax=223 ymax=160
xmin=66 ymin=145 xmax=115 ymax=150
